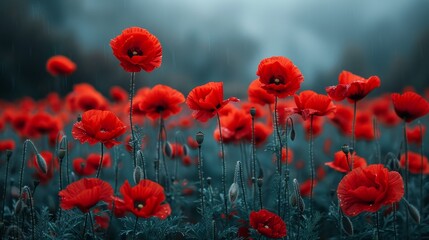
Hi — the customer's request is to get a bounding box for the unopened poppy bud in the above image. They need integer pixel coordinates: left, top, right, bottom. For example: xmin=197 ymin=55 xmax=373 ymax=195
xmin=290 ymin=128 xmax=296 ymax=141
xmin=57 ymin=148 xmax=66 ymax=160
xmin=183 ymin=145 xmax=189 ymax=156
xmin=341 ymin=144 xmax=350 ymax=155
xmin=133 ymin=166 xmax=143 ymax=184
xmin=250 ymin=107 xmax=256 ymax=117
xmin=251 ymin=177 xmax=256 ymax=184
xmin=341 ymin=214 xmax=354 ymax=236
xmin=206 ymin=177 xmax=212 ymax=186
xmin=290 ymin=193 xmax=305 ymax=212
xmin=14 ymin=199 xmax=25 ymax=215
xmin=228 ymin=182 xmax=239 ymax=204
xmin=164 ymin=142 xmax=173 ymax=158
xmin=6 ymin=149 xmax=13 ymax=159
xmin=196 ymin=131 xmax=204 ymax=145
xmin=257 ymin=177 xmax=263 ymax=188
xmin=77 ymin=114 xmax=82 ymax=122
xmin=403 ymin=198 xmax=420 ymax=224
xmin=36 ymin=153 xmax=48 ymax=174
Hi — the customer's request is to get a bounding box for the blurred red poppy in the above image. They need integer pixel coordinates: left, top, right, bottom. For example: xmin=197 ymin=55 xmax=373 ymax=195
xmin=406 ymin=125 xmax=426 ymax=145
xmin=28 ymin=151 xmax=58 ymax=184
xmin=187 ymin=136 xmax=199 ymax=149
xmin=164 ymin=142 xmax=186 ymax=159
xmin=252 ymin=122 xmax=273 ymax=147
xmin=400 ymin=151 xmax=429 ymax=174
xmin=294 ymin=90 xmax=336 ymax=121
xmin=391 ymin=91 xmax=429 ymax=123
xmin=256 ymin=56 xmax=304 ymax=98
xmin=371 ymin=95 xmax=401 ymax=127
xmin=0 ymin=139 xmax=15 ymax=151
xmin=66 ymin=83 xmax=108 ymax=112
xmin=72 ymin=109 xmax=127 ymax=149
xmin=213 ymin=108 xmax=251 ymax=144
xmin=24 ymin=112 xmax=62 ymax=139
xmin=248 ymin=79 xmax=275 ymax=105
xmin=59 ymin=178 xmax=113 ymax=213
xmin=326 ymin=71 xmax=380 ymax=102
xmin=249 ymin=209 xmax=286 ymax=239
xmin=110 ymin=27 xmax=162 ymax=72
xmin=337 ymin=164 xmax=404 ymax=217
xmin=186 ymin=82 xmax=239 ymax=122
xmin=46 ymin=55 xmax=76 ymax=77
xmin=303 ymin=116 xmax=324 ymax=139
xmin=93 ymin=208 xmax=110 ymax=230
xmin=300 ymin=179 xmax=317 ymax=197
xmin=73 ymin=153 xmax=112 ymax=176
xmin=114 ymin=180 xmax=171 ymax=219
xmin=138 ymin=85 xmax=185 ymax=120
xmin=325 ymin=151 xmax=367 ymax=173
xmin=354 ymin=110 xmax=376 ymax=141
xmin=329 ymin=103 xmax=353 ymax=135
xmin=110 ymin=86 xmax=128 ymax=103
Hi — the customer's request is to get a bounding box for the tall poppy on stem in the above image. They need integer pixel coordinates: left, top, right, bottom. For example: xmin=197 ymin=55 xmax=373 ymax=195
xmin=186 ymin=81 xmax=238 ymax=219
xmin=46 ymin=55 xmax=76 ymax=77
xmin=256 ymin=56 xmax=303 ymax=216
xmin=293 ymin=90 xmax=336 ymax=217
xmin=110 ymin=26 xmax=162 ymax=168
xmin=326 ymin=71 xmax=381 ymax=170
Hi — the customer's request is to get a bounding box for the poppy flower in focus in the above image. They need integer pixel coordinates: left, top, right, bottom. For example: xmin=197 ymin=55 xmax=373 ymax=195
xmin=0 ymin=139 xmax=15 ymax=152
xmin=110 ymin=27 xmax=162 ymax=72
xmin=46 ymin=55 xmax=76 ymax=77
xmin=114 ymin=180 xmax=171 ymax=219
xmin=72 ymin=110 xmax=127 ymax=149
xmin=325 ymin=151 xmax=367 ymax=173
xmin=337 ymin=164 xmax=404 ymax=217
xmin=186 ymin=82 xmax=239 ymax=122
xmin=391 ymin=91 xmax=429 ymax=123
xmin=294 ymin=90 xmax=336 ymax=121
xmin=406 ymin=125 xmax=426 ymax=145
xmin=400 ymin=151 xmax=429 ymax=174
xmin=249 ymin=209 xmax=286 ymax=239
xmin=110 ymin=86 xmax=128 ymax=103
xmin=28 ymin=151 xmax=58 ymax=184
xmin=256 ymin=56 xmax=304 ymax=98
xmin=326 ymin=71 xmax=380 ymax=102
xmin=59 ymin=178 xmax=113 ymax=213
xmin=248 ymin=79 xmax=275 ymax=106
xmin=138 ymin=85 xmax=185 ymax=120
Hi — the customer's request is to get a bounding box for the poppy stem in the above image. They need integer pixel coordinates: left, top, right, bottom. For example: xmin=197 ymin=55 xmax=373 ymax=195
xmin=96 ymin=143 xmax=104 ymax=178
xmin=393 ymin=203 xmax=398 ymax=240
xmin=375 ymin=211 xmax=380 ymax=240
xmin=419 ymin=121 xmax=424 ymax=215
xmin=274 ymin=97 xmax=283 ymax=216
xmin=22 ymin=187 xmax=35 ymax=240
xmin=238 ymin=161 xmax=248 ymax=212
xmin=129 ymin=72 xmax=137 ymax=167
xmin=65 ymin=137 xmax=70 ymax=185
xmin=251 ymin=109 xmax=257 ymax=210
xmin=309 ymin=115 xmax=314 ymax=218
xmin=403 ymin=120 xmax=409 ymax=239
xmin=132 ymin=216 xmax=139 ymax=240
xmin=197 ymin=141 xmax=205 ymax=216
xmin=283 ymin=117 xmax=292 ymax=224
xmin=82 ymin=213 xmax=88 ymax=238
xmin=373 ymin=117 xmax=381 ymax=163
xmin=216 ymin=113 xmax=228 ymax=219
xmin=1 ymin=150 xmax=12 ymax=228
xmin=160 ymin=120 xmax=171 ymax=191
xmin=18 ymin=139 xmax=39 ymax=198
xmin=351 ymin=100 xmax=357 ymax=170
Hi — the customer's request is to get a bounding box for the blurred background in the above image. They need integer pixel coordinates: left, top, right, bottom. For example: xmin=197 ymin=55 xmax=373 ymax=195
xmin=1 ymin=0 xmax=429 ymax=100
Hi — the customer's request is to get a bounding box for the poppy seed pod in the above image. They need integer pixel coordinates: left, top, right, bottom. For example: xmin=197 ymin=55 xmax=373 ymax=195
xmin=341 ymin=144 xmax=350 ymax=155
xmin=6 ymin=149 xmax=13 ymax=159
xmin=164 ymin=142 xmax=173 ymax=158
xmin=206 ymin=177 xmax=212 ymax=186
xmin=36 ymin=153 xmax=48 ymax=174
xmin=196 ymin=131 xmax=204 ymax=145
xmin=228 ymin=182 xmax=239 ymax=204
xmin=250 ymin=107 xmax=256 ymax=117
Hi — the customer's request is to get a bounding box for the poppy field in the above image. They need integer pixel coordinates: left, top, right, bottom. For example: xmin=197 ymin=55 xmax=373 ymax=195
xmin=1 ymin=26 xmax=429 ymax=240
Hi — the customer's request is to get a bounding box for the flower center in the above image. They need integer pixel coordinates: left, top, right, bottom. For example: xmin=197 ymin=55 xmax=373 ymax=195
xmin=134 ymin=200 xmax=145 ymax=210
xmin=269 ymin=76 xmax=284 ymax=85
xmin=264 ymin=225 xmax=270 ymax=229
xmin=127 ymin=47 xmax=143 ymax=58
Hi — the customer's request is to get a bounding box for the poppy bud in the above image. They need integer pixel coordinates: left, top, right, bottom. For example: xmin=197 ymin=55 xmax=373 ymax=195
xmin=206 ymin=177 xmax=212 ymax=186
xmin=36 ymin=153 xmax=48 ymax=174
xmin=14 ymin=199 xmax=25 ymax=215
xmin=341 ymin=214 xmax=354 ymax=236
xmin=164 ymin=142 xmax=173 ymax=158
xmin=251 ymin=177 xmax=256 ymax=184
xmin=133 ymin=166 xmax=143 ymax=184
xmin=341 ymin=144 xmax=350 ymax=155
xmin=6 ymin=149 xmax=13 ymax=159
xmin=385 ymin=152 xmax=400 ymax=172
xmin=57 ymin=148 xmax=66 ymax=160
xmin=257 ymin=177 xmax=263 ymax=188
xmin=290 ymin=193 xmax=305 ymax=212
xmin=196 ymin=131 xmax=204 ymax=145
xmin=403 ymin=198 xmax=420 ymax=224
xmin=228 ymin=183 xmax=239 ymax=204
xmin=250 ymin=107 xmax=256 ymax=117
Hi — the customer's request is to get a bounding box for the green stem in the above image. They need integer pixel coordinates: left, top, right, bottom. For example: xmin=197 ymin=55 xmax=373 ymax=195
xmin=251 ymin=111 xmax=257 ymax=210
xmin=96 ymin=143 xmax=104 ymax=178
xmin=351 ymin=101 xmax=357 ymax=169
xmin=1 ymin=152 xmax=12 ymax=226
xmin=403 ymin=121 xmax=409 ymax=239
xmin=129 ymin=72 xmax=136 ymax=167
xmin=216 ymin=113 xmax=228 ymax=219
xmin=274 ymin=97 xmax=283 ymax=216
xmin=309 ymin=115 xmax=314 ymax=217
xmin=198 ymin=144 xmax=205 ymax=216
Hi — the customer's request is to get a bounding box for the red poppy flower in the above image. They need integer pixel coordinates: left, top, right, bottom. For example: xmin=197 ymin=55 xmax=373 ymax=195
xmin=400 ymin=151 xmax=429 ymax=174
xmin=115 ymin=180 xmax=171 ymax=219
xmin=406 ymin=125 xmax=426 ymax=146
xmin=28 ymin=151 xmax=58 ymax=184
xmin=329 ymin=103 xmax=353 ymax=135
xmin=72 ymin=110 xmax=127 ymax=149
xmin=325 ymin=151 xmax=367 ymax=173
xmin=186 ymin=82 xmax=239 ymax=122
xmin=46 ymin=55 xmax=76 ymax=77
xmin=73 ymin=153 xmax=112 ymax=176
xmin=24 ymin=112 xmax=62 ymax=138
xmin=110 ymin=86 xmax=128 ymax=102
xmin=138 ymin=85 xmax=185 ymax=120
xmin=0 ymin=139 xmax=15 ymax=152
xmin=249 ymin=209 xmax=286 ymax=239
xmin=66 ymin=83 xmax=108 ymax=112
xmin=371 ymin=95 xmax=401 ymax=127
xmin=326 ymin=71 xmax=380 ymax=102
xmin=213 ymin=108 xmax=251 ymax=144
xmin=10 ymin=111 xmax=30 ymax=137
xmin=391 ymin=91 xmax=429 ymax=123
xmin=256 ymin=56 xmax=304 ymax=98
xmin=110 ymin=27 xmax=162 ymax=72
xmin=248 ymin=79 xmax=275 ymax=105
xmin=93 ymin=208 xmax=110 ymax=230
xmin=354 ymin=110 xmax=376 ymax=141
xmin=303 ymin=116 xmax=324 ymax=139
xmin=187 ymin=136 xmax=199 ymax=149
xmin=274 ymin=147 xmax=293 ymax=164
xmin=164 ymin=142 xmax=186 ymax=159
xmin=300 ymin=179 xmax=317 ymax=197
xmin=316 ymin=165 xmax=326 ymax=180
xmin=251 ymin=122 xmax=273 ymax=147
xmin=294 ymin=90 xmax=336 ymax=121
xmin=337 ymin=164 xmax=404 ymax=217
xmin=59 ymin=178 xmax=113 ymax=213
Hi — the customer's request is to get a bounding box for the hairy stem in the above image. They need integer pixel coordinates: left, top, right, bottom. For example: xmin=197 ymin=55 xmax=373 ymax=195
xmin=309 ymin=115 xmax=315 ymax=217
xmin=96 ymin=143 xmax=104 ymax=178
xmin=198 ymin=144 xmax=205 ymax=216
xmin=216 ymin=113 xmax=228 ymax=219
xmin=129 ymin=72 xmax=136 ymax=167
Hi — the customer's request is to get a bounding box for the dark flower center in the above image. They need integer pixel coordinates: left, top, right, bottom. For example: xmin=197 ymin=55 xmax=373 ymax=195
xmin=269 ymin=76 xmax=284 ymax=85
xmin=127 ymin=47 xmax=143 ymax=58
xmin=134 ymin=200 xmax=145 ymax=210
xmin=156 ymin=106 xmax=165 ymax=113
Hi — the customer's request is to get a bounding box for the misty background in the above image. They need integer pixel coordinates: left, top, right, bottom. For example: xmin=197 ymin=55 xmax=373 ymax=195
xmin=1 ymin=0 xmax=429 ymax=100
